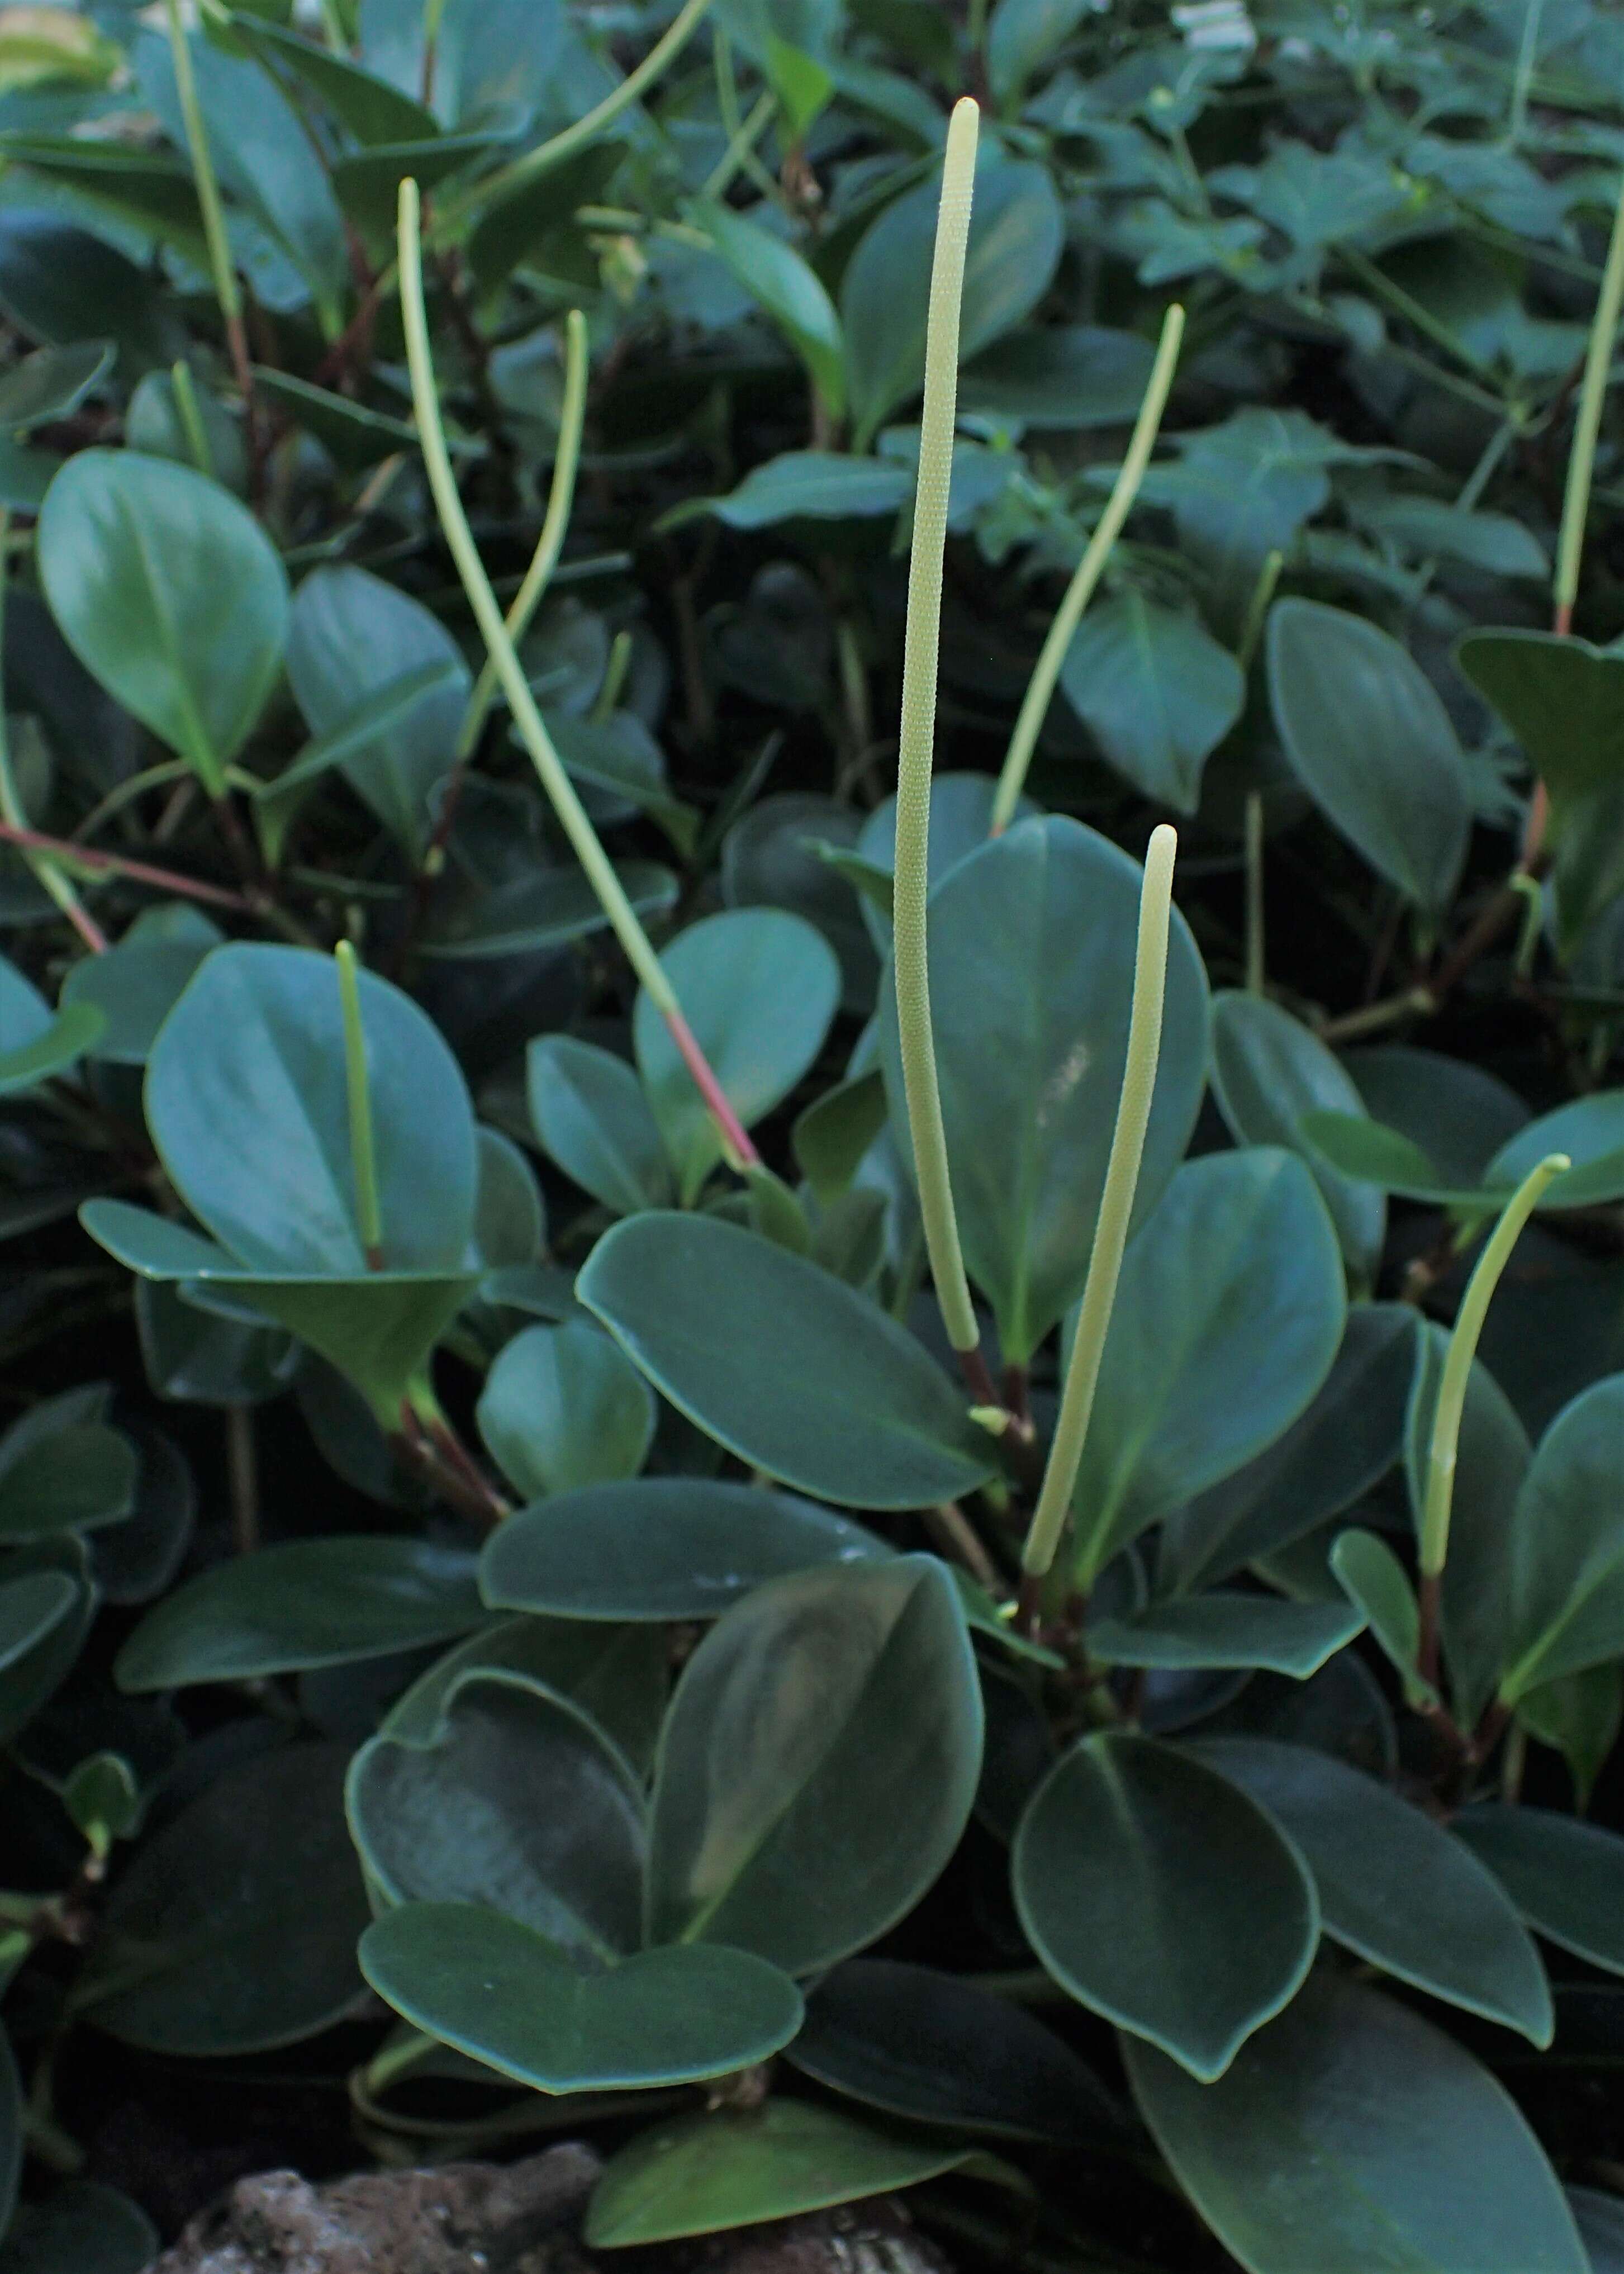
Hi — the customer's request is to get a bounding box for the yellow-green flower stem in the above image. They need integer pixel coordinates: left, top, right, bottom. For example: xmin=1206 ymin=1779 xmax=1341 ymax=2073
xmin=169 ymin=360 xmax=213 ymax=477
xmin=1555 ymin=167 xmax=1624 ymax=633
xmin=892 ymin=97 xmax=986 ymax=1387
xmin=455 ymin=307 xmax=590 ymax=766
xmin=161 ymin=0 xmax=253 ymax=413
xmin=1238 ymin=549 xmax=1283 ymax=998
xmin=335 ymin=941 xmax=384 ymax=1266
xmin=1415 ymin=1150 xmax=1569 ymax=1686
xmin=0 ymin=512 xmax=104 ymax=954
xmin=398 ymin=180 xmax=758 ymax=1169
xmin=1019 ymin=825 xmax=1179 ymax=1619
xmin=989 ymin=306 xmax=1185 ymax=837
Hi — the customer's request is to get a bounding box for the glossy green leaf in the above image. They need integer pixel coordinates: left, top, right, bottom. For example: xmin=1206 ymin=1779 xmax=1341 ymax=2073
xmin=1268 ymin=597 xmax=1472 ymax=913
xmin=1487 ymin=1091 xmax=1624 ymax=1212
xmin=0 ymin=1570 xmax=77 ymax=1671
xmin=697 ymin=202 xmax=844 ymax=416
xmin=1058 ymin=591 xmax=1244 ymax=814
xmin=1329 ymin=1528 xmax=1433 ymax=1706
xmin=1456 ymin=1805 xmax=1624 ymax=1979
xmin=1209 ymin=991 xmax=1385 ymax=1286
xmin=1518 ymin=1663 xmax=1623 ymax=1808
xmin=1299 ymin=1110 xmax=1492 ymax=1208
xmin=115 ymin=1537 xmax=483 ymax=1691
xmin=0 ymin=1538 xmax=93 ymax=1746
xmin=230 ymin=13 xmax=439 ymax=144
xmin=37 ymin=450 xmax=289 ymax=797
xmin=959 ymin=322 xmax=1155 ymax=427
xmin=856 ymin=772 xmax=1036 ymax=941
xmin=578 ymin=1213 xmax=996 ymax=1508
xmin=879 ymin=816 xmax=1209 ymax=1365
xmin=791 ymin=1958 xmax=1127 ymax=2143
xmin=383 ymin=1614 xmax=667 ymax=1779
xmin=0 ymin=136 xmax=207 ymax=263
xmin=0 ymin=2180 xmax=157 ymax=2274
xmin=1346 ymin=1045 xmax=1530 ymax=1188
xmin=0 ymin=212 xmax=178 ymax=378
xmin=987 ymin=0 xmax=1099 ymax=103
xmin=1089 ymin=1595 xmax=1363 ymax=1677
xmin=634 ymin=909 xmax=839 ymax=1202
xmin=528 ymin=1034 xmax=673 ymax=1216
xmin=697 ymin=450 xmax=911 ymax=529
xmin=79 ymin=1743 xmax=368 ymax=2053
xmin=480 ymin=1478 xmax=891 ymax=1622
xmin=0 ymin=1000 xmax=104 ymax=1095
xmin=476 ymin=1320 xmax=654 ymax=1501
xmin=146 ymin=942 xmax=478 ymax=1273
xmin=360 ymin=1902 xmax=801 ymax=2094
xmin=1200 ymin=1739 xmax=1550 ymax=2042
xmin=842 ymin=154 xmax=1063 ymax=445
xmin=331 ymin=131 xmax=505 ymax=244
xmin=1161 ymin=1305 xmax=1416 ymax=1592
xmin=1456 ymin=629 xmax=1624 ymax=801
xmin=1501 ymin=1376 xmax=1624 ymax=1702
xmin=647 ymin=1558 xmax=982 ymax=1973
xmin=1124 ymin=1971 xmax=1587 ymax=2274
xmin=60 ymin=905 xmax=221 ymax=1066
xmin=1012 ymin=1731 xmax=1318 ymax=2080
xmin=287 ymin=567 xmax=471 ymax=858
xmin=792 ymin=1067 xmax=887 ymax=1204
xmin=587 ymin=2100 xmax=980 ymax=2248
xmin=1071 ymin=1151 xmax=1345 ymax=1576
xmin=0 ymin=338 xmax=110 ymax=433
xmin=0 ymin=1421 xmax=136 ymax=1542
xmin=251 ymin=366 xmax=420 ymax=469
xmin=351 ymin=1669 xmax=645 ymax=1954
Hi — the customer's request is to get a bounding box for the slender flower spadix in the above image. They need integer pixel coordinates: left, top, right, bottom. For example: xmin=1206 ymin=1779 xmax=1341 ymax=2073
xmin=397 ymin=179 xmax=757 ymax=1172
xmin=1019 ymin=825 xmax=1179 ymax=1618
xmin=335 ymin=940 xmax=384 ymax=1268
xmin=891 ymin=96 xmax=986 ymax=1385
xmin=990 ymin=305 xmax=1185 ymax=837
xmin=1555 ymin=169 xmax=1624 ymax=637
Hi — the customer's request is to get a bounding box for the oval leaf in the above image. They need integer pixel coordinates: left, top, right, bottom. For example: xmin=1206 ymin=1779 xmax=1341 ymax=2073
xmin=476 ymin=1321 xmax=654 ymax=1501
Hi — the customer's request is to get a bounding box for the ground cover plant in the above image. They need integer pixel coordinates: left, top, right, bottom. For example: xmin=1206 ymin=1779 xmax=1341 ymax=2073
xmin=7 ymin=0 xmax=1624 ymax=2267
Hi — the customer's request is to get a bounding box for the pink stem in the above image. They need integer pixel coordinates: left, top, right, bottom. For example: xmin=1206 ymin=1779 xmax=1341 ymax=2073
xmin=0 ymin=820 xmax=252 ymax=912
xmin=663 ymin=1005 xmax=761 ymax=1169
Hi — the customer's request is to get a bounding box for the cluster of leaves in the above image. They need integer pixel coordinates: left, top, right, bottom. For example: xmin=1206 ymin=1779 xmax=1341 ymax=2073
xmin=4 ymin=0 xmax=1624 ymax=2268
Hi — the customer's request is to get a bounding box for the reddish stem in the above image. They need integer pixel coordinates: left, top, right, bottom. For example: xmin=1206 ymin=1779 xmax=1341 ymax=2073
xmin=663 ymin=1005 xmax=761 ymax=1169
xmin=0 ymin=821 xmax=252 ymax=911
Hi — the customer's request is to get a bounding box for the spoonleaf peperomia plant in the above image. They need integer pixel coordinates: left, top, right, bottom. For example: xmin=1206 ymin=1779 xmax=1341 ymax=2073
xmin=5 ymin=4 xmax=1624 ymax=2270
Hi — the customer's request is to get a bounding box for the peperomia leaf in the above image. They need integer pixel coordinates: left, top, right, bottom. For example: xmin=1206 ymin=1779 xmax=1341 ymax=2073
xmin=877 ymin=815 xmax=1209 ymax=1366
xmin=476 ymin=1321 xmax=654 ymax=1501
xmin=36 ymin=450 xmax=289 ymax=799
xmin=528 ymin=1035 xmax=673 ymax=1217
xmin=1499 ymin=1376 xmax=1624 ymax=1704
xmin=1455 ymin=1805 xmax=1624 ymax=1979
xmin=645 ymin=1558 xmax=982 ymax=1974
xmin=1057 ymin=591 xmax=1244 ymax=815
xmin=1086 ymin=1596 xmax=1364 ymax=1678
xmin=1456 ymin=629 xmax=1624 ymax=801
xmin=695 ymin=202 xmax=845 ymax=416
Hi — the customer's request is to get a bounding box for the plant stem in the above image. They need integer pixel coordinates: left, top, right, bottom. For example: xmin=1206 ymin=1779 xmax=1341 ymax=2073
xmin=1244 ymin=790 xmax=1265 ymax=996
xmin=593 ymin=628 xmax=633 ymax=724
xmin=438 ymin=0 xmax=718 ymax=231
xmin=701 ymin=88 xmax=777 ymax=202
xmin=0 ymin=820 xmax=244 ymax=915
xmin=161 ymin=0 xmax=255 ymax=423
xmin=334 ymin=941 xmax=384 ymax=1266
xmin=225 ymin=1403 xmax=258 ymax=1555
xmin=0 ymin=518 xmax=105 ymax=952
xmin=1019 ymin=826 xmax=1179 ymax=1616
xmin=169 ymin=359 xmax=213 ymax=476
xmin=1555 ymin=165 xmax=1624 ymax=630
xmin=398 ymin=181 xmax=758 ymax=1170
xmin=1416 ymin=1152 xmax=1569 ymax=1680
xmin=1236 ymin=546 xmax=1283 ymax=675
xmin=990 ymin=306 xmax=1184 ymax=834
xmin=1508 ymin=0 xmax=1545 ymax=144
xmin=892 ymin=96 xmax=982 ymax=1371
xmin=1317 ymin=985 xmax=1436 ymax=1043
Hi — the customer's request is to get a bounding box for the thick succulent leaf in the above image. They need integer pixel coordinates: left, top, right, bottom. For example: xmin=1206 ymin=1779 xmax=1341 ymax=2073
xmin=1501 ymin=1376 xmax=1624 ymax=1702
xmin=1456 ymin=1805 xmax=1624 ymax=1978
xmin=476 ymin=1321 xmax=654 ymax=1501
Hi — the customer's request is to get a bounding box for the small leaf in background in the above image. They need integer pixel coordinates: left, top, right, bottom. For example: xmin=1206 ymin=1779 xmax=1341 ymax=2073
xmin=1124 ymin=1972 xmax=1588 ymax=2274
xmin=383 ymin=1616 xmax=667 ymax=1782
xmin=1329 ymin=1530 xmax=1433 ymax=1706
xmin=1199 ymin=1739 xmax=1551 ymax=2043
xmin=1209 ymin=991 xmax=1386 ymax=1288
xmin=348 ymin=1670 xmax=645 ymax=1958
xmin=1087 ymin=1596 xmax=1364 ymax=1678
xmin=60 ymin=903 xmax=221 ymax=1066
xmin=696 ymin=203 xmax=845 ymax=416
xmin=360 ymin=1903 xmax=802 ymax=2095
xmin=1517 ymin=1663 xmax=1623 ymax=1808
xmin=1012 ymin=1731 xmax=1318 ymax=2080
xmin=114 ymin=1537 xmax=484 ymax=1692
xmin=78 ymin=1743 xmax=368 ymax=2054
xmin=476 ymin=1321 xmax=654 ymax=1501
xmin=697 ymin=451 xmax=913 ymax=529
xmin=1456 ymin=1805 xmax=1624 ymax=1980
xmin=987 ymin=0 xmax=1100 ymax=106
xmin=0 ymin=1572 xmax=78 ymax=1674
xmin=647 ymin=1558 xmax=982 ymax=1973
xmin=1500 ymin=1376 xmax=1624 ymax=1702
xmin=1456 ymin=629 xmax=1624 ymax=801
xmin=0 ymin=2179 xmax=157 ymax=2274
xmin=586 ymin=2099 xmax=981 ymax=2248
xmin=480 ymin=1479 xmax=891 ymax=1622
xmin=578 ymin=1212 xmax=996 ymax=1508
xmin=37 ymin=450 xmax=289 ymax=798
xmin=1268 ymin=597 xmax=1473 ymax=913
xmin=1071 ymin=1151 xmax=1346 ymax=1573
xmin=528 ymin=1034 xmax=673 ymax=1216
xmin=0 ymin=338 xmax=110 ymax=433
xmin=1057 ymin=591 xmax=1244 ymax=814
xmin=1346 ymin=1044 xmax=1531 ymax=1186
xmin=634 ymin=908 xmax=839 ymax=1202
xmin=879 ymin=816 xmax=1209 ymax=1364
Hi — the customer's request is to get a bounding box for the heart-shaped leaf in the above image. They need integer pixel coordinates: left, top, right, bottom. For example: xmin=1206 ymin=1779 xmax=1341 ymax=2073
xmin=1268 ymin=597 xmax=1471 ymax=913
xmin=1071 ymin=1151 xmax=1345 ymax=1579
xmin=578 ymin=1212 xmax=996 ymax=1509
xmin=1012 ymin=1731 xmax=1318 ymax=2081
xmin=359 ymin=1902 xmax=802 ymax=2093
xmin=1124 ymin=1972 xmax=1587 ymax=2274
xmin=877 ymin=816 xmax=1210 ymax=1365
xmin=1199 ymin=1739 xmax=1550 ymax=2043
xmin=647 ymin=1558 xmax=982 ymax=1974
xmin=114 ymin=1537 xmax=484 ymax=1692
xmin=1500 ymin=1376 xmax=1624 ymax=1703
xmin=476 ymin=1321 xmax=653 ymax=1502
xmin=37 ymin=449 xmax=288 ymax=797
xmin=480 ymin=1479 xmax=892 ymax=1622
xmin=1058 ymin=591 xmax=1244 ymax=814
xmin=1456 ymin=628 xmax=1624 ymax=800
xmin=348 ymin=1670 xmax=645 ymax=1959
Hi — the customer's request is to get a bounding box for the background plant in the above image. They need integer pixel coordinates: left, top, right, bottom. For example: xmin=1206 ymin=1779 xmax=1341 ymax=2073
xmin=2 ymin=2 xmax=1624 ymax=2270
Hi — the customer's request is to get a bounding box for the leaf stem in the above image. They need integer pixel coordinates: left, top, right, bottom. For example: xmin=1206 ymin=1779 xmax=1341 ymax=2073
xmin=1555 ymin=164 xmax=1624 ymax=626
xmin=334 ymin=940 xmax=384 ymax=1267
xmin=398 ymin=181 xmax=757 ymax=1169
xmin=160 ymin=0 xmax=255 ymax=424
xmin=990 ymin=306 xmax=1184 ymax=835
xmin=1244 ymin=790 xmax=1265 ymax=996
xmin=169 ymin=359 xmax=213 ymax=477
xmin=1418 ymin=1151 xmax=1568 ymax=1589
xmin=1019 ymin=826 xmax=1179 ymax=1616
xmin=892 ymin=96 xmax=981 ymax=1365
